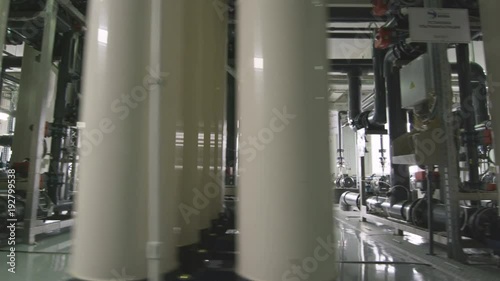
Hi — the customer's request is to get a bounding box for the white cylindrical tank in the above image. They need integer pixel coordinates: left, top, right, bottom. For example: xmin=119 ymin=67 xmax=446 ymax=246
xmin=71 ymin=0 xmax=179 ymax=279
xmin=0 ymin=0 xmax=10 ymax=70
xmin=479 ymin=0 xmax=500 ymax=215
xmin=236 ymin=0 xmax=336 ymax=280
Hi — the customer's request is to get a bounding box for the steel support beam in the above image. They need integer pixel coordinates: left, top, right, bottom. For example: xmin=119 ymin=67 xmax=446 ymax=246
xmin=478 ymin=0 xmax=500 ymax=217
xmin=22 ymin=0 xmax=58 ymax=244
xmin=424 ymin=0 xmax=466 ymax=263
xmin=0 ymin=0 xmax=10 ymax=71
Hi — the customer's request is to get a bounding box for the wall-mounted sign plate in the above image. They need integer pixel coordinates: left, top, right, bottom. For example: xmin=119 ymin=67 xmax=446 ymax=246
xmin=408 ymin=8 xmax=471 ymax=44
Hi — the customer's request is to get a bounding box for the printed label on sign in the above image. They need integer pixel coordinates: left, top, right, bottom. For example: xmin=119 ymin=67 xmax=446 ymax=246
xmin=408 ymin=8 xmax=471 ymax=43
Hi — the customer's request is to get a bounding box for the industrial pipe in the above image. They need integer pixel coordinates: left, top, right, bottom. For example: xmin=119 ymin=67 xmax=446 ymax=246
xmin=478 ymin=0 xmax=500 ymax=216
xmin=384 ymin=48 xmax=410 ymax=188
xmin=367 ymin=46 xmax=387 ymax=126
xmin=340 ymin=191 xmax=360 ymax=211
xmin=237 ymin=0 xmax=336 ymax=280
xmin=348 ymin=68 xmax=362 ymax=125
xmin=450 ymin=62 xmax=490 ymax=125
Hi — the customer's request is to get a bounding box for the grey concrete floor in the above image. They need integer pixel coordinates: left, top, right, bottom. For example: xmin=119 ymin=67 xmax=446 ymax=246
xmin=1 ymin=210 xmax=499 ymax=281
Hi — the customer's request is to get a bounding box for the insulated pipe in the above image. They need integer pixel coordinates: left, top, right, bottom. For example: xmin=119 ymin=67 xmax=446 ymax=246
xmin=237 ymin=1 xmax=336 ymax=280
xmin=479 ymin=0 xmax=500 ymax=216
xmin=384 ymin=49 xmax=410 ymax=189
xmin=455 ymin=44 xmax=480 ymax=185
xmin=71 ymin=0 xmax=179 ymax=279
xmin=0 ymin=0 xmax=10 ymax=71
xmin=450 ymin=62 xmax=490 ymax=125
xmin=368 ymin=46 xmax=388 ymax=126
xmin=348 ymin=68 xmax=362 ymax=124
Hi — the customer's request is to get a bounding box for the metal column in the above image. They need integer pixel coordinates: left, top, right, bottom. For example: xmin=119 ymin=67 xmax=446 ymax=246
xmin=424 ymin=0 xmax=466 ymax=262
xmin=237 ymin=0 xmax=336 ymax=280
xmin=22 ymin=0 xmax=58 ymax=244
xmin=478 ymin=0 xmax=500 ymax=216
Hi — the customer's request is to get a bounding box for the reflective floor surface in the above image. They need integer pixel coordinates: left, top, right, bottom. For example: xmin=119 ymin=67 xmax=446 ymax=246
xmin=1 ymin=212 xmax=499 ymax=281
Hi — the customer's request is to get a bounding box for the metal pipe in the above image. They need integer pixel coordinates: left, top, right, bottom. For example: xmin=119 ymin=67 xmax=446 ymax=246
xmin=237 ymin=0 xmax=336 ymax=279
xmin=455 ymin=44 xmax=480 ymax=186
xmin=368 ymin=46 xmax=387 ymax=126
xmin=340 ymin=191 xmax=360 ymax=211
xmin=478 ymin=0 xmax=500 ymax=216
xmin=348 ymin=68 xmax=362 ymax=123
xmin=384 ymin=49 xmax=409 ymax=188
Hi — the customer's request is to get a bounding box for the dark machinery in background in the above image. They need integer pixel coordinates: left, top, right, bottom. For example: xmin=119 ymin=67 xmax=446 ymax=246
xmin=337 ymin=0 xmax=500 ymax=260
xmin=0 ymin=0 xmax=86 ymax=236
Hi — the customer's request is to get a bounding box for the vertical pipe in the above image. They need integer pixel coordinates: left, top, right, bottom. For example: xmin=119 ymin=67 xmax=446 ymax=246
xmin=71 ymin=0 xmax=154 ymax=279
xmin=385 ymin=55 xmax=409 ymax=188
xmin=369 ymin=46 xmax=388 ymax=126
xmin=237 ymin=1 xmax=335 ymax=280
xmin=348 ymin=68 xmax=362 ymax=124
xmin=479 ymin=0 xmax=500 ymax=216
xmin=0 ymin=0 xmax=10 ymax=71
xmin=456 ymin=44 xmax=480 ymax=186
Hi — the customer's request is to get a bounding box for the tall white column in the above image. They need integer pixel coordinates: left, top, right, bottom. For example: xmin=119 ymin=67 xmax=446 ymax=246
xmin=0 ymin=0 xmax=10 ymax=70
xmin=479 ymin=0 xmax=500 ymax=215
xmin=237 ymin=0 xmax=336 ymax=280
xmin=71 ymin=0 xmax=179 ymax=279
